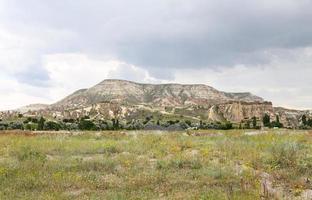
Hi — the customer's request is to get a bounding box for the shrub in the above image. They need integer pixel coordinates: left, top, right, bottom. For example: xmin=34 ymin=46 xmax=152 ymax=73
xmin=268 ymin=142 xmax=301 ymax=169
xmin=179 ymin=121 xmax=189 ymax=129
xmin=78 ymin=119 xmax=97 ymax=130
xmin=169 ymin=158 xmax=202 ymax=169
xmin=125 ymin=120 xmax=144 ymax=130
xmin=270 ymin=115 xmax=283 ymax=128
xmin=64 ymin=122 xmax=79 ymax=130
xmin=0 ymin=122 xmax=8 ymax=130
xmin=17 ymin=146 xmax=47 ymax=163
xmin=62 ymin=118 xmax=75 ymax=123
xmin=185 ymin=120 xmax=192 ymax=127
xmin=25 ymin=122 xmax=37 ymax=131
xmin=9 ymin=122 xmax=24 ymax=130
xmin=219 ymin=121 xmax=233 ymax=130
xmin=44 ymin=121 xmax=61 ymax=131
xmin=101 ymin=143 xmax=120 ymax=154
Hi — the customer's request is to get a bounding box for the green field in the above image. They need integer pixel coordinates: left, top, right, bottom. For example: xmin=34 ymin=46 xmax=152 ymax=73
xmin=0 ymin=130 xmax=311 ymax=199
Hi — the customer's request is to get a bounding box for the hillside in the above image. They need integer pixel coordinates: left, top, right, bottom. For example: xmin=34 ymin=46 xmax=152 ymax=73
xmin=51 ymin=79 xmax=264 ymax=110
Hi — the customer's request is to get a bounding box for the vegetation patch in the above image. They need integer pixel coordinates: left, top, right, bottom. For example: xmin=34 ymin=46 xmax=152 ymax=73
xmin=0 ymin=130 xmax=311 ymax=199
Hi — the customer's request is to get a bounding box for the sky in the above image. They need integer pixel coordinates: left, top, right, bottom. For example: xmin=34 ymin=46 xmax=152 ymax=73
xmin=0 ymin=0 xmax=312 ymax=110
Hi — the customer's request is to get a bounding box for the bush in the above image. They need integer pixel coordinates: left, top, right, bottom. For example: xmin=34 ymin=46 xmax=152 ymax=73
xmin=169 ymin=158 xmax=202 ymax=169
xmin=24 ymin=117 xmax=38 ymax=123
xmin=9 ymin=122 xmax=24 ymax=130
xmin=218 ymin=121 xmax=233 ymax=130
xmin=64 ymin=122 xmax=79 ymax=130
xmin=185 ymin=120 xmax=192 ymax=127
xmin=44 ymin=121 xmax=61 ymax=131
xmin=270 ymin=121 xmax=283 ymax=128
xmin=167 ymin=120 xmax=179 ymax=126
xmin=268 ymin=142 xmax=301 ymax=169
xmin=179 ymin=121 xmax=190 ymax=129
xmin=125 ymin=120 xmax=144 ymax=130
xmin=62 ymin=118 xmax=75 ymax=123
xmin=25 ymin=122 xmax=37 ymax=131
xmin=0 ymin=122 xmax=9 ymax=130
xmin=78 ymin=119 xmax=97 ymax=130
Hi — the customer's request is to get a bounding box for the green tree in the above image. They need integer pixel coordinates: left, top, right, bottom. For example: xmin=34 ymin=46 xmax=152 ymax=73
xmin=9 ymin=122 xmax=24 ymax=130
xmin=245 ymin=121 xmax=251 ymax=129
xmin=185 ymin=120 xmax=192 ymax=127
xmin=302 ymin=115 xmax=307 ymax=125
xmin=220 ymin=121 xmax=233 ymax=130
xmin=78 ymin=119 xmax=96 ymax=130
xmin=252 ymin=117 xmax=257 ymax=128
xmin=271 ymin=115 xmax=283 ymax=128
xmin=263 ymin=114 xmax=271 ymax=127
xmin=199 ymin=120 xmax=203 ymax=129
xmin=38 ymin=117 xmax=45 ymax=130
xmin=111 ymin=118 xmax=120 ymax=130
xmin=44 ymin=121 xmax=61 ymax=131
xmin=156 ymin=120 xmax=160 ymax=126
xmin=276 ymin=115 xmax=280 ymax=124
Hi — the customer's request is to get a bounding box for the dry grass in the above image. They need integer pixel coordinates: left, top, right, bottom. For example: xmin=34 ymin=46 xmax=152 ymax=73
xmin=0 ymin=129 xmax=311 ymax=199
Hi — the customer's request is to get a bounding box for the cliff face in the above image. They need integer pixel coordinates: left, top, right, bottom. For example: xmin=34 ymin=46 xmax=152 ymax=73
xmin=207 ymin=102 xmax=310 ymax=127
xmin=208 ymin=101 xmax=274 ymax=122
xmin=274 ymin=107 xmax=312 ymax=128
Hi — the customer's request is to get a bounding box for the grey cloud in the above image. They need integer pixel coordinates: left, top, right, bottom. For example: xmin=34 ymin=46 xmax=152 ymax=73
xmin=15 ymin=65 xmax=51 ymax=87
xmin=1 ymin=0 xmax=312 ymax=81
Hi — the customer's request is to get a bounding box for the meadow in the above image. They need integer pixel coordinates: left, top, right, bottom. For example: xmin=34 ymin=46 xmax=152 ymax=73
xmin=0 ymin=129 xmax=311 ymax=199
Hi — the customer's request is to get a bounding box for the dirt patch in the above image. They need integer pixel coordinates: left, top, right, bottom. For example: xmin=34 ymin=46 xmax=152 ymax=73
xmin=65 ymin=189 xmax=85 ymax=196
xmin=0 ymin=130 xmax=34 ymax=137
xmin=188 ymin=131 xmax=223 ymax=137
xmin=245 ymin=130 xmax=267 ymax=136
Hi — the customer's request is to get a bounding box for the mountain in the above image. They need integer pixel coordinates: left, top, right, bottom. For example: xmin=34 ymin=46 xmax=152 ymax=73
xmin=51 ymin=79 xmax=264 ymax=110
xmin=4 ymin=79 xmax=310 ymax=128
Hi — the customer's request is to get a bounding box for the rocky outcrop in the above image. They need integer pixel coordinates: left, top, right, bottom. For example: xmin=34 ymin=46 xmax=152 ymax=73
xmin=208 ymin=101 xmax=273 ymax=122
xmin=274 ymin=107 xmax=312 ymax=128
xmin=207 ymin=102 xmax=311 ymax=127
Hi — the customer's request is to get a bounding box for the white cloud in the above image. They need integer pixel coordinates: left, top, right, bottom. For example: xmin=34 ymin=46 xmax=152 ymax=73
xmin=0 ymin=50 xmax=164 ymax=110
xmin=0 ymin=0 xmax=312 ymax=110
xmin=173 ymin=48 xmax=312 ymax=109
xmin=42 ymin=53 xmax=162 ymax=101
xmin=0 ymin=74 xmax=51 ymax=110
xmin=0 ymin=29 xmax=40 ymax=73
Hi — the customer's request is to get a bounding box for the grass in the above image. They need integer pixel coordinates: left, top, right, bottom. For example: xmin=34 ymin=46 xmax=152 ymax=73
xmin=0 ymin=129 xmax=311 ymax=199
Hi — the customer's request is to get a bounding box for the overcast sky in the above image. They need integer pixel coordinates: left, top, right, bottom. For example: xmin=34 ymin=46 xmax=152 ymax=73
xmin=0 ymin=0 xmax=312 ymax=110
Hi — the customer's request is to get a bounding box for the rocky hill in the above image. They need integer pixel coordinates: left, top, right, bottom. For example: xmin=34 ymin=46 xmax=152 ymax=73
xmin=5 ymin=79 xmax=310 ymax=128
xmin=51 ymin=79 xmax=263 ymax=110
